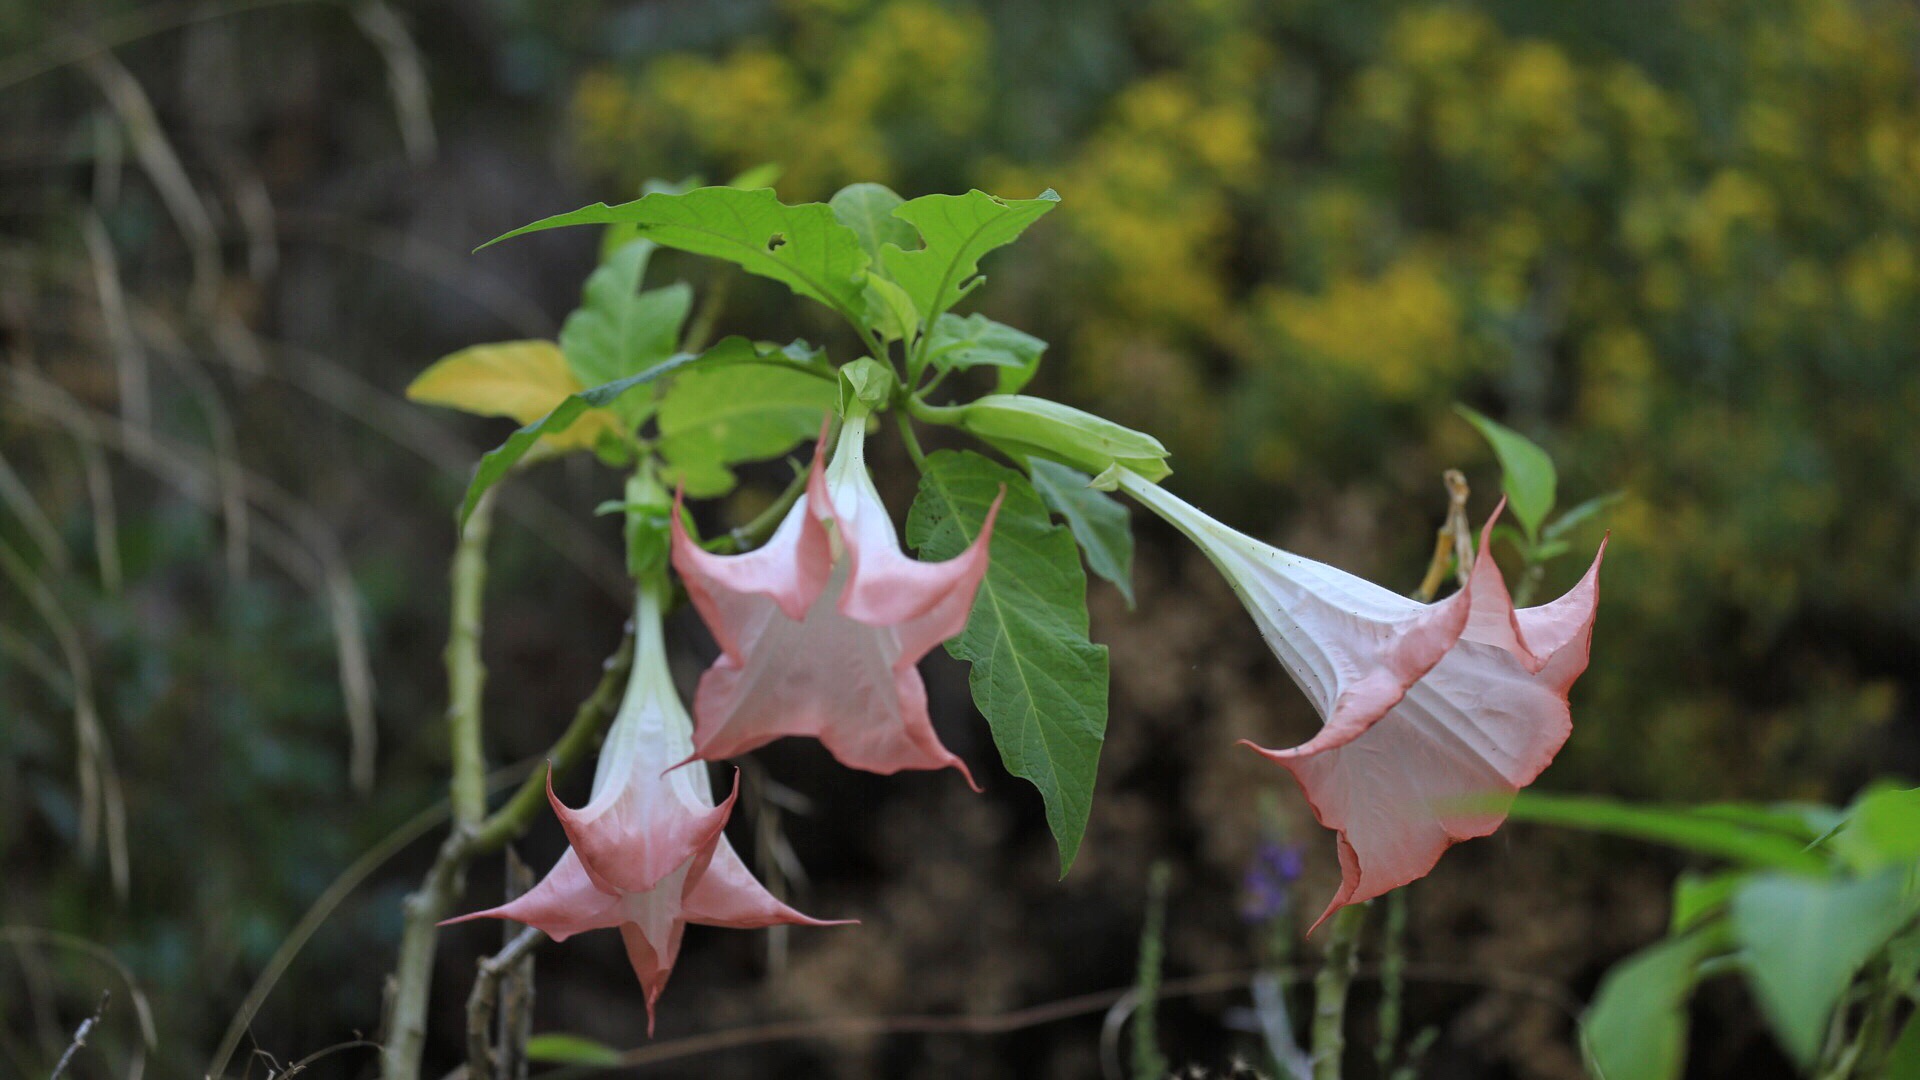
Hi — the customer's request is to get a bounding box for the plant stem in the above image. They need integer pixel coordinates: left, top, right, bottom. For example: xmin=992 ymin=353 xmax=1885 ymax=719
xmin=448 ymin=488 xmax=495 ymax=828
xmin=705 ymin=465 xmax=808 ymax=555
xmin=1374 ymin=891 xmax=1408 ymax=1075
xmin=895 ymin=411 xmax=927 ymax=469
xmin=1132 ymin=863 xmax=1172 ymax=1080
xmin=1310 ymin=904 xmax=1367 ymax=1080
xmin=381 ymin=831 xmax=468 ymax=1080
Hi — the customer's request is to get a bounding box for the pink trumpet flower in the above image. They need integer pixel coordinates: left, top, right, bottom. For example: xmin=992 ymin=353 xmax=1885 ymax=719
xmin=1114 ymin=471 xmax=1604 ymax=931
xmin=671 ymin=421 xmax=999 ymax=785
xmin=443 ymin=585 xmax=845 ymax=1032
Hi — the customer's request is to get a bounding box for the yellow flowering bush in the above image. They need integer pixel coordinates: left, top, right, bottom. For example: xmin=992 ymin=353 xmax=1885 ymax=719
xmin=562 ymin=0 xmax=1920 ymax=801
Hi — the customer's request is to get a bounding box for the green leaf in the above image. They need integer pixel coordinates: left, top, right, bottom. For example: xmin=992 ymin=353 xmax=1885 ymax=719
xmin=483 ymin=187 xmax=870 ymax=321
xmin=524 ymin=1033 xmax=622 ymax=1066
xmin=862 ymin=275 xmax=920 ymax=345
xmin=727 ymin=162 xmax=784 ymax=190
xmin=1888 ymin=1012 xmax=1920 ymax=1079
xmin=1455 ymin=404 xmax=1557 ymax=541
xmin=1543 ymin=490 xmax=1624 ymax=542
xmin=838 ymin=357 xmax=895 ymax=417
xmin=1581 ymin=930 xmax=1722 ymax=1080
xmin=882 ymin=189 xmax=1059 ymax=325
xmin=657 ymin=362 xmax=836 ymax=497
xmin=1832 ymin=784 xmax=1920 ymax=873
xmin=922 ymin=313 xmax=1046 ymax=392
xmin=1506 ymin=792 xmax=1832 ymax=874
xmin=1671 ymin=870 xmax=1748 ymax=933
xmin=1731 ymin=870 xmax=1914 ymax=1065
xmin=1029 ymin=459 xmax=1135 ymax=608
xmin=830 ymin=182 xmax=919 ymax=267
xmin=458 ymin=355 xmax=698 ymax=529
xmin=906 ymin=450 xmax=1108 ymax=874
xmin=958 ymin=395 xmax=1171 ymax=482
xmin=559 ymin=240 xmax=692 ymax=422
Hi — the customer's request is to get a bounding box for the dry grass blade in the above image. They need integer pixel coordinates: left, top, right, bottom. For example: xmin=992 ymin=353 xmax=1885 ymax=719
xmin=132 ymin=303 xmax=253 ymax=578
xmin=276 ymin=214 xmax=555 ymax=340
xmin=0 ymin=0 xmax=316 ymax=93
xmin=73 ymin=432 xmax=125 ymax=593
xmin=0 ymin=448 xmax=70 ymax=573
xmin=78 ymin=48 xmax=223 ymax=315
xmin=190 ymin=321 xmax=627 ymax=598
xmin=205 ymin=796 xmax=453 ymax=1079
xmin=0 ymin=538 xmax=130 ymax=897
xmin=349 ymin=1 xmax=437 ymax=166
xmin=81 ymin=213 xmax=152 ymax=431
xmin=0 ymin=927 xmax=160 ymax=1056
xmin=8 ymin=370 xmax=379 ymax=793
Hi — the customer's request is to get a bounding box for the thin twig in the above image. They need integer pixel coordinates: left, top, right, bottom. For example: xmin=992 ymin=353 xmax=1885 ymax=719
xmin=465 ymin=927 xmax=543 ymax=1080
xmin=48 ymin=992 xmax=109 ymax=1080
xmin=568 ymin=962 xmax=1581 ymax=1077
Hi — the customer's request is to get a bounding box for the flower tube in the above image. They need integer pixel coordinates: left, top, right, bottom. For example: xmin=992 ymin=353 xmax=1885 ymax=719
xmin=1115 ymin=471 xmax=1603 ymax=930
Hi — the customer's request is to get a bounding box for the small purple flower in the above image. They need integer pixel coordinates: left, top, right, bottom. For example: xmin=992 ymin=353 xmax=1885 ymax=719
xmin=1240 ymin=841 xmax=1306 ymax=924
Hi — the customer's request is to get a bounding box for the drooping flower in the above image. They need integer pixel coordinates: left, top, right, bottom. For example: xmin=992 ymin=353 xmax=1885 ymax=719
xmin=443 ymin=584 xmax=845 ymax=1032
xmin=671 ymin=421 xmax=999 ymax=785
xmin=1115 ymin=471 xmax=1604 ymax=931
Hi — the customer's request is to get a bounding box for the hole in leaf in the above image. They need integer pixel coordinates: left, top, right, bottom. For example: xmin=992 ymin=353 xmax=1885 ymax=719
xmin=766 ymin=233 xmax=787 ymax=251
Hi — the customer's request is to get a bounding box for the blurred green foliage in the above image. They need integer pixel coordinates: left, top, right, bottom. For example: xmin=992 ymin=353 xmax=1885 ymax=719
xmin=567 ymin=0 xmax=1920 ymax=801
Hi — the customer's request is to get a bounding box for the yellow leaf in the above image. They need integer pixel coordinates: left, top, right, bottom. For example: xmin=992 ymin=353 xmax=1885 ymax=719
xmin=406 ymin=340 xmax=621 ymax=452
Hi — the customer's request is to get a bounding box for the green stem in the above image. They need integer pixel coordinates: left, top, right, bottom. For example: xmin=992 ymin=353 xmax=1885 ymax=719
xmin=904 ymin=394 xmax=966 ymax=426
xmin=895 ymin=411 xmax=927 ymax=470
xmin=1133 ymin=863 xmax=1172 ymax=1080
xmin=706 ymin=465 xmax=809 ymax=555
xmin=1311 ymin=904 xmax=1367 ymax=1080
xmin=447 ymin=488 xmax=495 ymax=828
xmin=1374 ymin=891 xmax=1408 ymax=1075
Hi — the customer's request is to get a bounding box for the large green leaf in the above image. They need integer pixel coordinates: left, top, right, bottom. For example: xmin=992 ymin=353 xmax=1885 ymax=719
xmin=906 ymin=450 xmax=1108 ymax=875
xmin=457 ymin=355 xmax=697 ymax=528
xmin=1456 ymin=404 xmax=1557 ymax=542
xmin=1507 ymin=792 xmax=1832 ymax=874
xmin=1731 ymin=871 xmax=1914 ymax=1065
xmin=830 ymin=182 xmax=919 ymax=267
xmin=883 ymin=189 xmax=1059 ymax=324
xmin=483 ymin=187 xmax=870 ymax=322
xmin=1582 ymin=930 xmax=1722 ymax=1080
xmin=558 ymin=240 xmax=691 ymax=422
xmin=656 ymin=362 xmax=836 ymax=497
xmin=1029 ymin=459 xmax=1135 ymax=607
